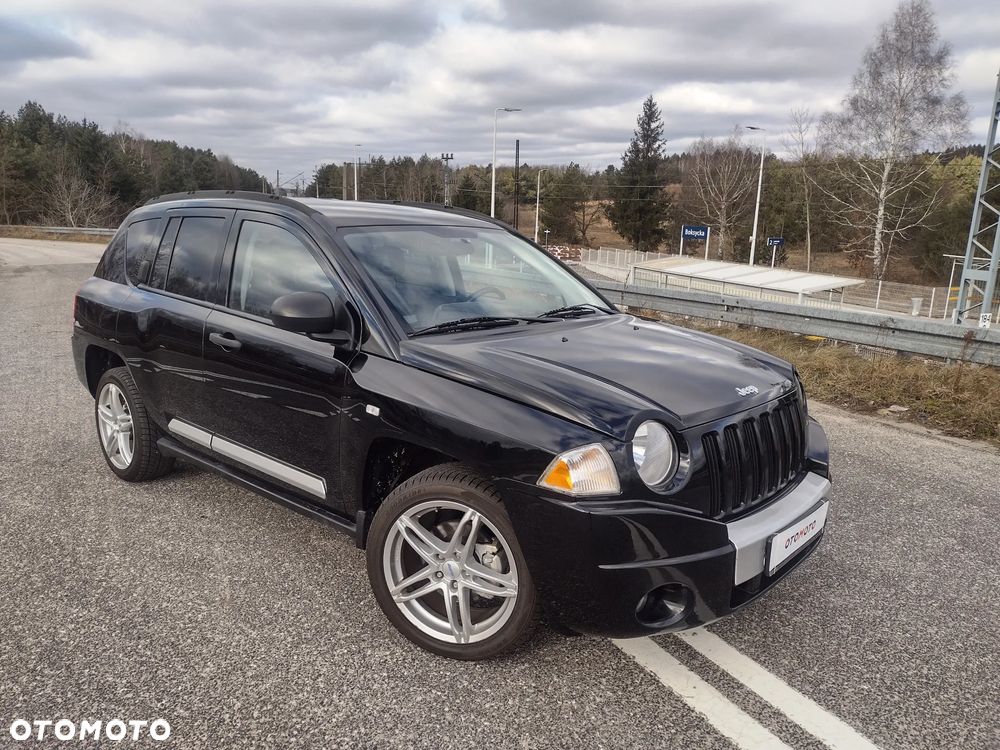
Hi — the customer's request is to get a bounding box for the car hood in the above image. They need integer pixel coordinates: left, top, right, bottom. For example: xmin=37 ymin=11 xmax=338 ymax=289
xmin=399 ymin=314 xmax=796 ymax=440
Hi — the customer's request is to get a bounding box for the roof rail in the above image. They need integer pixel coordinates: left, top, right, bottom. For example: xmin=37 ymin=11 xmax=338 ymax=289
xmin=143 ymin=189 xmax=315 ymax=212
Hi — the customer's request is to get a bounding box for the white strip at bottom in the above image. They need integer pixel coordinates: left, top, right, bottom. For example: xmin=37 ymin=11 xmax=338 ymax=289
xmin=614 ymin=638 xmax=793 ymax=750
xmin=167 ymin=418 xmax=326 ymax=500
xmin=676 ymin=629 xmax=881 ymax=750
xmin=211 ymin=436 xmax=326 ymax=500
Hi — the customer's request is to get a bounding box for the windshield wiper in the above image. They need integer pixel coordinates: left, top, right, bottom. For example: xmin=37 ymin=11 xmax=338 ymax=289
xmin=411 ymin=316 xmax=529 ymax=337
xmin=538 ymin=303 xmax=616 ymax=319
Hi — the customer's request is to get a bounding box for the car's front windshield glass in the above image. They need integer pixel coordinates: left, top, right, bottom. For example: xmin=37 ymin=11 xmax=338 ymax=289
xmin=339 ymin=225 xmax=611 ymax=334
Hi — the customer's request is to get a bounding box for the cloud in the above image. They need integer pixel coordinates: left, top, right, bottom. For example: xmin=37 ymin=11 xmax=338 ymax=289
xmin=0 ymin=18 xmax=85 ymax=68
xmin=0 ymin=0 xmax=995 ymax=180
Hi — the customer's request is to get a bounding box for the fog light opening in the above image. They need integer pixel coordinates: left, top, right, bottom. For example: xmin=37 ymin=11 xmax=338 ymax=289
xmin=635 ymin=583 xmax=693 ymax=628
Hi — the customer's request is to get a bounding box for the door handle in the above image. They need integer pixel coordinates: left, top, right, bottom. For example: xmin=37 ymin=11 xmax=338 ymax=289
xmin=209 ymin=332 xmax=242 ymax=351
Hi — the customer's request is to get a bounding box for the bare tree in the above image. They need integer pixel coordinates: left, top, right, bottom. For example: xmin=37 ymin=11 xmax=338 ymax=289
xmin=574 ymin=200 xmax=605 ymax=247
xmin=817 ymin=0 xmax=967 ymax=279
xmin=783 ymin=108 xmax=816 ymax=271
xmin=42 ymin=152 xmax=116 ymax=228
xmin=684 ymin=131 xmax=757 ymax=260
xmin=571 ymin=172 xmax=605 ymax=246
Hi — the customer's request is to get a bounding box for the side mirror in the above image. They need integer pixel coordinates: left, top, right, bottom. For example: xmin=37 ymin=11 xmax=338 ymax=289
xmin=271 ymin=291 xmax=356 ymax=346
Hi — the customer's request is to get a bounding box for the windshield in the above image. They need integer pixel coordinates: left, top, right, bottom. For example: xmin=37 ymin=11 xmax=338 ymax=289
xmin=339 ymin=225 xmax=611 ymax=334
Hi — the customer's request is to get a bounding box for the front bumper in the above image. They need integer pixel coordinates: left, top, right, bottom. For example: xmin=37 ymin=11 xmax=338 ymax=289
xmin=501 ymin=470 xmax=831 ymax=638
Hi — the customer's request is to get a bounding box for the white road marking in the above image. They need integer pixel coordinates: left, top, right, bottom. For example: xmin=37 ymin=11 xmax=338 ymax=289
xmin=676 ymin=628 xmax=881 ymax=750
xmin=613 ymin=637 xmax=793 ymax=750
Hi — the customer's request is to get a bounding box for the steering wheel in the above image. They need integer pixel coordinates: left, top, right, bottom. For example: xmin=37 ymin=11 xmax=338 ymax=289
xmin=466 ymin=286 xmax=507 ymax=302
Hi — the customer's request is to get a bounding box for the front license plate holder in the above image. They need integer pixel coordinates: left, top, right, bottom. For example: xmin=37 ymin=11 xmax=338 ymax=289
xmin=766 ymin=501 xmax=829 ymax=576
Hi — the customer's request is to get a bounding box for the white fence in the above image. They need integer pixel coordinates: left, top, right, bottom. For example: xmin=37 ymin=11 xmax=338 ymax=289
xmin=579 ymin=248 xmax=970 ymax=321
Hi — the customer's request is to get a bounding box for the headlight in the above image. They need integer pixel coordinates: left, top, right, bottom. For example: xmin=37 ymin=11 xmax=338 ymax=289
xmin=537 ymin=443 xmax=620 ymax=497
xmin=632 ymin=421 xmax=678 ymax=487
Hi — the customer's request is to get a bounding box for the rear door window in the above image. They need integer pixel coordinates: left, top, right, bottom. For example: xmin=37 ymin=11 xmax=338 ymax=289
xmin=163 ymin=216 xmax=228 ymax=302
xmin=147 ymin=217 xmax=181 ymax=290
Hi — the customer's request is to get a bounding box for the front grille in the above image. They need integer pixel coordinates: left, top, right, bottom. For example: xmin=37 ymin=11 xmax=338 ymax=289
xmin=701 ymin=396 xmax=806 ymax=518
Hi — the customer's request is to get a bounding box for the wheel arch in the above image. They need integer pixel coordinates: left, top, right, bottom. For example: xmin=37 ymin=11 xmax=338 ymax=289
xmin=358 ymin=437 xmax=459 ymax=547
xmin=84 ymin=345 xmax=126 ymax=396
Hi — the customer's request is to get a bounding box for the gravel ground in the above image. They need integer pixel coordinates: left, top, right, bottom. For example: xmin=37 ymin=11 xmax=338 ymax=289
xmin=1 ymin=244 xmax=997 ymax=749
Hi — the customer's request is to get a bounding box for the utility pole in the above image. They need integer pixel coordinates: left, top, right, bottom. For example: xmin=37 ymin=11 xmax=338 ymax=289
xmin=275 ymin=170 xmax=279 ymax=196
xmin=315 ymin=166 xmax=320 ymax=198
xmin=534 ymin=168 xmax=547 ymax=243
xmin=513 ymin=140 xmax=520 ymax=229
xmin=745 ymin=125 xmax=766 ymax=266
xmin=441 ymin=153 xmax=454 ymax=206
xmin=343 ymin=163 xmax=349 ymax=200
xmin=955 ymin=67 xmax=1000 ymax=328
xmin=354 ymin=144 xmax=361 ymax=201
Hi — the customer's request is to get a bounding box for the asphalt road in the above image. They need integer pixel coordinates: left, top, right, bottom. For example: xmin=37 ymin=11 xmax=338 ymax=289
xmin=1 ymin=238 xmax=998 ymax=749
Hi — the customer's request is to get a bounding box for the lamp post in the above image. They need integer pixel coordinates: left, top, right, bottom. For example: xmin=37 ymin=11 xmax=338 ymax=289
xmin=534 ymin=168 xmax=547 ymax=243
xmin=745 ymin=125 xmax=765 ymax=266
xmin=491 ymin=107 xmax=521 ymax=218
xmin=354 ymin=144 xmax=362 ymax=201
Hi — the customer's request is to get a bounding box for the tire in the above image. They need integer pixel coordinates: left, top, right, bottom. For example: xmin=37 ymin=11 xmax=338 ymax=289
xmin=366 ymin=464 xmax=539 ymax=660
xmin=94 ymin=367 xmax=174 ymax=482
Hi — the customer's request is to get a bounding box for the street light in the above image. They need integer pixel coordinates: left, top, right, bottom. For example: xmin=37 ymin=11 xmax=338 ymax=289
xmin=534 ymin=168 xmax=547 ymax=243
xmin=491 ymin=107 xmax=522 ymax=218
xmin=745 ymin=125 xmax=766 ymax=266
xmin=354 ymin=144 xmax=362 ymax=201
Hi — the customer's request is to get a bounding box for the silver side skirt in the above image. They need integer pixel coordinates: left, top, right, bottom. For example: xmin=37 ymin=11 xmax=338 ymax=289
xmin=167 ymin=419 xmax=327 ymax=500
xmin=169 ymin=419 xmax=212 ymax=449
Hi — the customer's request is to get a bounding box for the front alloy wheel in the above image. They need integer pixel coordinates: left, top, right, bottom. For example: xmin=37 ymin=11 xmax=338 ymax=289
xmin=367 ymin=465 xmax=538 ymax=660
xmin=385 ymin=500 xmax=519 ymax=645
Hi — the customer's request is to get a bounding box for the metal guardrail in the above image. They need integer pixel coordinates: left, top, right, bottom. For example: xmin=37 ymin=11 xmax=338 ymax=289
xmin=2 ymin=225 xmax=115 ymax=237
xmin=590 ymin=278 xmax=1000 ymax=366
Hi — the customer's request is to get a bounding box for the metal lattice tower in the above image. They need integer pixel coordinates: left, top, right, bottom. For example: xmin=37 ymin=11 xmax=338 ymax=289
xmin=955 ymin=69 xmax=1000 ymax=327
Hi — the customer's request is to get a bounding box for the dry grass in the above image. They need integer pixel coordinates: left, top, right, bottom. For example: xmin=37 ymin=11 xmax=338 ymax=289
xmin=0 ymin=226 xmax=109 ymax=244
xmin=671 ymin=318 xmax=1000 ymax=448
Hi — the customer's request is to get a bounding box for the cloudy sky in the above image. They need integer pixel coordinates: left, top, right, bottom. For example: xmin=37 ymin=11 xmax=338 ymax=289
xmin=2 ymin=0 xmax=998 ymax=182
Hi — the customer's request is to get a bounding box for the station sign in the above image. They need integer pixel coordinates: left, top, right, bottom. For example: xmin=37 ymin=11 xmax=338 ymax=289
xmin=682 ymin=225 xmax=709 ymax=240
xmin=766 ymin=237 xmax=785 ymax=247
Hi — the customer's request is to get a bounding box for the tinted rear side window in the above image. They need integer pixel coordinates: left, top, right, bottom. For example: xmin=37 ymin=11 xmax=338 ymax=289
xmin=164 ymin=217 xmax=227 ymax=302
xmin=94 ymin=230 xmax=126 ymax=283
xmin=125 ymin=219 xmax=162 ymax=284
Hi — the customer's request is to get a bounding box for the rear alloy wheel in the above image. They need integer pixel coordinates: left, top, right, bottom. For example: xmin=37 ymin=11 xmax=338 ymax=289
xmin=94 ymin=367 xmax=174 ymax=482
xmin=367 ymin=465 xmax=538 ymax=660
xmin=97 ymin=381 xmax=134 ymax=470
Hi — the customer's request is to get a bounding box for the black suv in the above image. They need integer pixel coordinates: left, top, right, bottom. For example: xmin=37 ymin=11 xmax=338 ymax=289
xmin=72 ymin=191 xmax=831 ymax=660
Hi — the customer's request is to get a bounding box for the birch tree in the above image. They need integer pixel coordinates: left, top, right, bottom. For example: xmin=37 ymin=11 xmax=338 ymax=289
xmin=817 ymin=0 xmax=967 ymax=279
xmin=684 ymin=131 xmax=757 ymax=260
xmin=784 ymin=108 xmax=816 ymax=271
